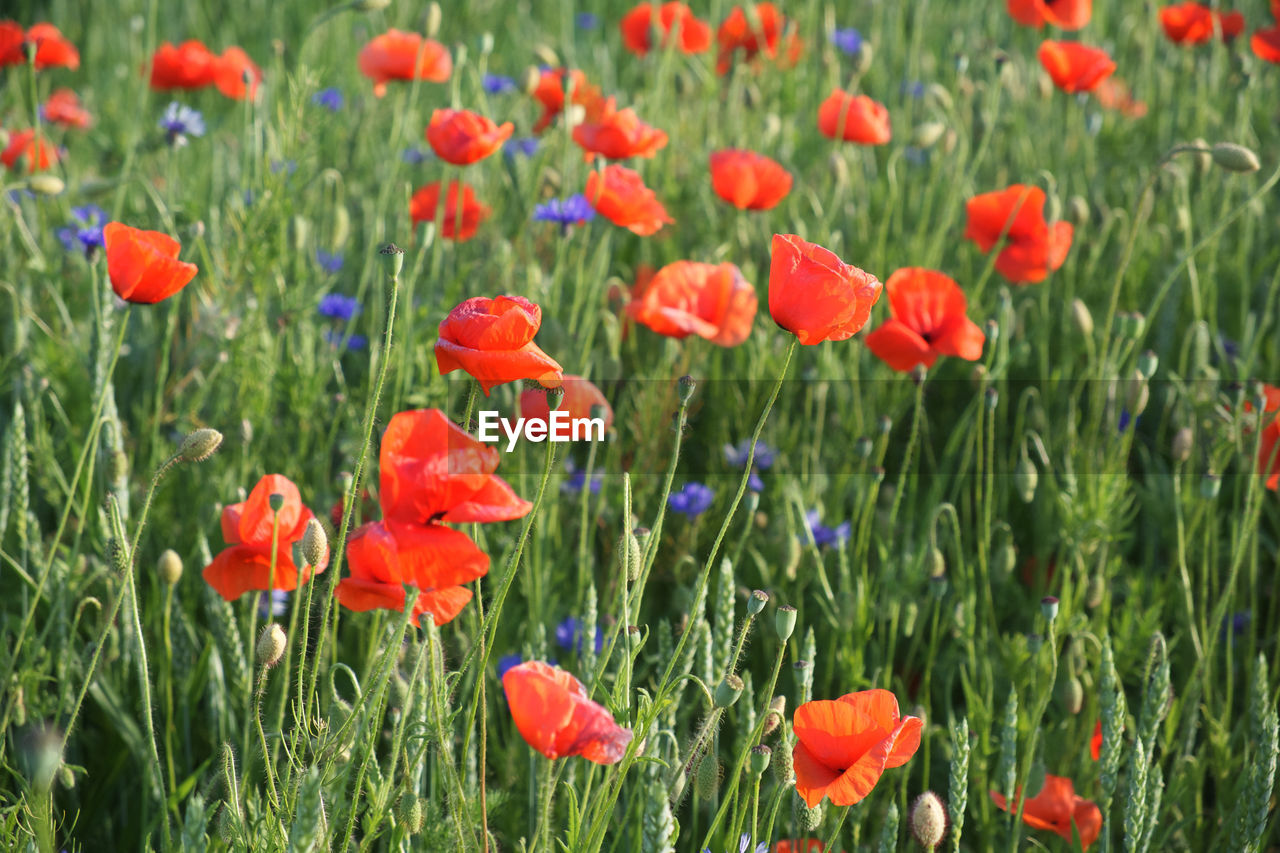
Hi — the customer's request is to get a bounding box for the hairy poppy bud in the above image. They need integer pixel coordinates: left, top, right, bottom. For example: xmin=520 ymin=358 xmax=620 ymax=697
xmin=1068 ymin=195 xmax=1090 ymax=229
xmin=1014 ymin=454 xmax=1038 ymax=503
xmin=256 ymin=624 xmax=287 ymax=668
xmin=395 ymin=794 xmax=426 ymax=834
xmin=1126 ymin=370 xmax=1150 ymax=417
xmin=714 ymin=675 xmax=744 ymax=709
xmin=748 ymin=744 xmax=772 ymax=776
xmin=747 ymin=589 xmax=769 ymax=616
xmin=28 ymin=175 xmax=65 ymax=196
xmin=695 ymin=754 xmax=720 ymax=799
xmin=158 ymin=549 xmax=183 ymax=585
xmin=1136 ymin=350 xmax=1159 ymax=380
xmin=1087 ymin=574 xmax=1106 ymax=608
xmin=1210 ymin=142 xmax=1260 ymax=174
xmin=763 ymin=696 xmax=786 ymax=736
xmin=910 ymin=791 xmax=948 ymax=849
xmin=775 ymin=605 xmax=797 ymax=642
xmin=301 ymin=518 xmax=327 ymax=569
xmin=1172 ymin=427 xmax=1193 ymax=463
xmin=178 ymin=428 xmax=223 ymax=463
xmin=797 ymin=793 xmax=823 ymax=831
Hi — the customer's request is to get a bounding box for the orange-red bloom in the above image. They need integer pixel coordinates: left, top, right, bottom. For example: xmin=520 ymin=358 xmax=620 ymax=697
xmin=964 ymin=185 xmax=1073 ymax=283
xmin=1091 ymin=720 xmax=1103 ymax=761
xmin=620 ymin=3 xmax=712 ymax=56
xmin=817 ymin=90 xmax=891 ymax=145
xmin=520 ymin=376 xmax=615 ymax=434
xmin=149 ymin=41 xmax=220 ymax=90
xmin=1248 ymin=384 xmax=1280 ymax=490
xmin=627 ymin=261 xmax=758 ymax=346
xmin=572 ymin=98 xmax=669 ymax=161
xmin=585 ymin=164 xmax=674 ymax=236
xmin=991 ymin=775 xmax=1103 ymax=849
xmin=358 ymin=29 xmax=451 ymax=97
xmin=709 ymin=149 xmax=792 ymax=210
xmin=768 ymin=234 xmax=883 ymax=345
xmin=42 ymin=88 xmax=92 ymax=128
xmin=502 ymin=661 xmax=633 ymax=763
xmin=1006 ymin=0 xmax=1092 ymax=30
xmin=214 ymin=46 xmax=262 ymax=100
xmin=1159 ymin=3 xmax=1244 ymax=44
xmin=530 ymin=67 xmax=605 ymax=133
xmin=435 ymin=296 xmax=564 ymax=394
xmin=716 ymin=3 xmax=803 ymax=74
xmin=792 ymin=689 xmax=922 ymax=807
xmin=408 ymin=181 xmax=492 ymax=242
xmin=1093 ymin=78 xmax=1148 ymax=118
xmin=425 ymin=108 xmax=514 ymax=165
xmin=103 ymin=223 xmax=199 ymax=304
xmin=772 ymin=842 xmax=825 ymax=853
xmin=864 ymin=268 xmax=985 ymax=372
xmin=1038 ymin=41 xmax=1116 ymax=93
xmin=1253 ymin=26 xmax=1280 ymax=63
xmin=0 ymin=21 xmax=21 ymax=66
xmin=1 ymin=129 xmax=59 ymax=173
xmin=202 ymin=474 xmax=328 ymax=601
xmin=0 ymin=22 xmax=79 ymax=69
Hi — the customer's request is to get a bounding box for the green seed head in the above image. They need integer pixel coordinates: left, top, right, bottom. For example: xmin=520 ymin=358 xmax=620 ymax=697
xmin=713 ymin=675 xmax=744 ymax=708
xmin=775 ymin=604 xmax=797 ymax=642
xmin=748 ymin=744 xmax=772 ymax=776
xmin=677 ymin=374 xmax=697 ymax=405
xmin=747 ymin=589 xmax=769 ymax=616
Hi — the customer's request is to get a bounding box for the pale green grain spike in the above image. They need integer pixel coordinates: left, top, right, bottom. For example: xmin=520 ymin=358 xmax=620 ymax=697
xmin=996 ymin=686 xmax=1018 ymax=808
xmin=1099 ymin=636 xmax=1127 ymax=853
xmin=582 ymin=580 xmax=598 ymax=681
xmin=289 ymin=767 xmax=327 ymax=852
xmin=948 ymin=717 xmax=970 ymax=853
xmin=799 ymin=626 xmax=816 ymax=704
xmin=876 ymin=799 xmax=899 ymax=852
xmin=1226 ymin=655 xmax=1278 ymax=852
xmin=713 ymin=557 xmax=735 ymax=676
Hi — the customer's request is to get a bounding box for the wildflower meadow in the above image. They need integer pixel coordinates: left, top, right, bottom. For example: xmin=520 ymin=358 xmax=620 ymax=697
xmin=4 ymin=0 xmax=1280 ymax=850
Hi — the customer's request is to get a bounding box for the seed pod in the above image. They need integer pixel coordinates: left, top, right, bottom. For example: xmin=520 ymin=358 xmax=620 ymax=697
xmin=158 ymin=549 xmax=183 ymax=585
xmin=910 ymin=791 xmax=948 ymax=849
xmin=775 ymin=605 xmax=796 ymax=642
xmin=748 ymin=744 xmax=772 ymax=776
xmin=1211 ymin=142 xmax=1260 ymax=174
xmin=747 ymin=589 xmax=769 ymax=616
xmin=178 ymin=428 xmax=223 ymax=463
xmin=677 ymin=375 xmax=697 ymax=405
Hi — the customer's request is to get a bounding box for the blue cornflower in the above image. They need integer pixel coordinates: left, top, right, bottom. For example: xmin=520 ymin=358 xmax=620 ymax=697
xmin=669 ymin=482 xmax=715 ymax=518
xmin=497 ymin=653 xmax=522 ymax=678
xmin=747 ymin=471 xmax=765 ymax=493
xmin=270 ymin=159 xmax=298 ymax=176
xmin=561 ymin=459 xmax=604 ymax=494
xmin=576 ymin=12 xmax=599 ymax=30
xmin=904 ymin=146 xmax=930 ymax=167
xmin=505 ymin=137 xmax=540 ymax=158
xmin=482 ymin=73 xmax=518 ymax=95
xmin=323 ymin=328 xmax=368 ymax=351
xmin=56 ymin=204 xmax=108 ymax=258
xmin=555 ymin=617 xmax=605 ymax=655
xmin=901 ymin=80 xmax=926 ymax=99
xmin=1216 ymin=334 xmax=1241 ymax=362
xmin=402 ymin=147 xmax=432 ymax=164
xmin=702 ymin=833 xmax=768 ymax=853
xmin=1221 ymin=611 xmax=1250 ymax=638
xmin=830 ymin=28 xmax=864 ymax=56
xmin=534 ymin=194 xmax=595 ymax=226
xmin=257 ymin=589 xmax=288 ymax=618
xmin=312 ymin=87 xmax=344 ymax=112
xmin=318 ymin=293 xmax=361 ymax=321
xmin=724 ymin=439 xmax=775 ymax=470
xmin=1118 ymin=408 xmax=1138 ymax=433
xmin=159 ymin=101 xmax=205 ymax=145
xmin=804 ymin=510 xmax=851 ymax=549
xmin=315 ymin=249 xmax=344 ymax=273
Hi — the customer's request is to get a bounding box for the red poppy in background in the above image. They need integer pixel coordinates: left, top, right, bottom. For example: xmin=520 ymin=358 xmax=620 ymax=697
xmin=817 ymin=90 xmax=891 ymax=145
xmin=991 ymin=775 xmax=1103 ymax=849
xmin=214 ymin=46 xmax=262 ymax=100
xmin=1253 ymin=27 xmax=1280 ymax=63
xmin=1006 ymin=0 xmax=1092 ymax=30
xmin=1039 ymin=41 xmax=1116 ymax=92
xmin=426 ymin=108 xmax=514 ymax=165
xmin=358 ymin=29 xmax=451 ymax=97
xmin=0 ymin=22 xmax=79 ymax=69
xmin=572 ymin=98 xmax=669 ymax=161
xmin=435 ymin=296 xmax=564 ymax=394
xmin=1247 ymin=384 xmax=1280 ymax=490
xmin=1093 ymin=78 xmax=1148 ymax=118
xmin=502 ymin=661 xmax=633 ymax=763
xmin=1 ymin=129 xmax=60 ymax=173
xmin=519 ymin=376 xmax=615 ymax=440
xmin=772 ymin=842 xmax=825 ymax=853
xmin=1091 ymin=720 xmax=1103 ymax=761
xmin=709 ymin=149 xmax=792 ymax=210
xmin=792 ymin=689 xmax=922 ymax=807
xmin=0 ymin=21 xmax=21 ymax=66
xmin=103 ymin=223 xmax=199 ymax=304
xmin=378 ymin=409 xmax=533 ymax=524
xmin=585 ymin=164 xmax=674 ymax=235
xmin=964 ymin=184 xmax=1073 ymax=283
xmin=768 ymin=234 xmax=883 ymax=345
xmin=627 ymin=261 xmax=758 ymax=346
xmin=149 ymin=41 xmax=220 ymax=90
xmin=865 ymin=268 xmax=985 ymax=372
xmin=620 ymin=3 xmax=712 ymax=56
xmin=202 ymin=474 xmax=328 ymax=601
xmin=716 ymin=3 xmax=802 ymax=74
xmin=42 ymin=88 xmax=92 ymax=128
xmin=530 ymin=68 xmax=605 ymax=133
xmin=1159 ymin=3 xmax=1244 ymax=44
xmin=408 ymin=181 xmax=492 ymax=241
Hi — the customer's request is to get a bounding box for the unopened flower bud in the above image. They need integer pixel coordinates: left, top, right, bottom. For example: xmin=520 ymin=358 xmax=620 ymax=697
xmin=763 ymin=696 xmax=786 ymax=735
xmin=1171 ymin=427 xmax=1193 ymax=462
xmin=1126 ymin=370 xmax=1150 ymax=417
xmin=877 ymin=414 xmax=893 ymax=435
xmin=301 ymin=518 xmax=327 ymax=568
xmin=1060 ymin=675 xmax=1084 ymax=715
xmin=912 ymin=121 xmax=946 ymax=149
xmin=178 ymin=428 xmax=223 ymax=463
xmin=256 ymin=623 xmax=287 ymax=668
xmin=998 ymin=542 xmax=1017 ymax=576
xmin=1136 ymin=350 xmax=1159 ymax=380
xmin=926 ymin=547 xmax=945 ymax=580
xmin=158 ymin=549 xmax=183 ymax=585
xmin=1014 ymin=455 xmax=1038 ymax=503
xmin=395 ymin=794 xmax=426 ymax=834
xmin=854 ymin=436 xmax=873 ymax=459
xmin=748 ymin=589 xmax=769 ymax=616
xmin=1210 ymin=142 xmax=1260 ymax=174
xmin=1087 ymin=573 xmax=1106 ymax=608
xmin=1200 ymin=473 xmax=1221 ymax=500
xmin=28 ymin=174 xmax=64 ymax=196
xmin=713 ymin=675 xmax=744 ymax=708
xmin=797 ymin=794 xmax=823 ymax=830
xmin=1068 ymin=195 xmax=1091 ymax=229
xmin=695 ymin=754 xmax=721 ymax=798
xmin=910 ymin=791 xmax=948 ymax=849
xmin=522 ymin=66 xmax=543 ymax=94
xmin=748 ymin=744 xmax=772 ymax=775
xmin=677 ymin=375 xmax=696 ymax=405
xmin=775 ymin=605 xmax=796 ymax=641
xmin=424 ymin=2 xmax=442 ymax=37
xmin=1071 ymin=298 xmax=1094 ymax=338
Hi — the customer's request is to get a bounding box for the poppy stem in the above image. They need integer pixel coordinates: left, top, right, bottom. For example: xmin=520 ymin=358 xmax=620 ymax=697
xmin=821 ymin=804 xmax=852 ymax=851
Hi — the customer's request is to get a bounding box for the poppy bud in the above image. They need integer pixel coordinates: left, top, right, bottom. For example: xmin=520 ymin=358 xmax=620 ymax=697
xmin=1136 ymin=349 xmax=1159 ymax=380
xmin=1210 ymin=142 xmax=1260 ymax=174
xmin=677 ymin=374 xmax=696 ymax=405
xmin=797 ymin=793 xmax=823 ymax=831
xmin=1087 ymin=573 xmax=1106 ymax=608
xmin=926 ymin=547 xmax=945 ymax=580
xmin=256 ymin=623 xmax=287 ymax=668
xmin=1014 ymin=454 xmax=1038 ymax=503
xmin=425 ymin=2 xmax=443 ymax=37
xmin=290 ymin=215 xmax=309 ymax=252
xmin=911 ymin=121 xmax=946 ymax=149
xmin=1069 ymin=298 xmax=1094 ymax=338
xmin=926 ymin=83 xmax=953 ymax=109
xmin=972 ymin=364 xmax=989 ymax=388
xmin=748 ymin=589 xmax=769 ymax=616
xmin=533 ymin=43 xmax=559 ymax=68
xmin=1125 ymin=370 xmax=1149 ymax=416
xmin=910 ymin=791 xmax=948 ymax=849
xmin=748 ymin=744 xmax=772 ymax=776
xmin=1171 ymin=427 xmax=1193 ymax=463
xmin=521 ymin=66 xmax=542 ymax=94
xmin=983 ymin=318 xmax=999 ymax=344
xmin=12 ymin=686 xmax=25 ymax=727
xmin=714 ymin=675 xmax=744 ymax=708
xmin=911 ymin=364 xmax=928 ymax=385
xmin=1060 ymin=675 xmax=1084 ymax=715
xmin=763 ymin=696 xmax=786 ymax=735
xmin=395 ymin=794 xmax=426 ymax=834
xmin=301 ymin=518 xmax=327 ymax=569
xmin=28 ymin=175 xmax=65 ymax=196
xmin=1040 ymin=596 xmax=1059 ymax=622
xmin=695 ymin=754 xmax=720 ymax=798
xmin=854 ymin=436 xmax=873 ymax=459
xmin=178 ymin=428 xmax=223 ymax=463
xmin=997 ymin=541 xmax=1017 ymax=576
xmin=775 ymin=604 xmax=796 ymax=641
xmin=158 ymin=549 xmax=183 ymax=585
xmin=1200 ymin=473 xmax=1221 ymax=500
xmin=1068 ymin=195 xmax=1090 ymax=229
xmin=217 ymin=807 xmax=240 ymax=845
xmin=1127 ymin=312 xmax=1147 ymax=337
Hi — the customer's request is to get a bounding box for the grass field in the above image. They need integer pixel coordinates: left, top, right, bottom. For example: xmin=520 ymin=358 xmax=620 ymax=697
xmin=2 ymin=0 xmax=1279 ymax=850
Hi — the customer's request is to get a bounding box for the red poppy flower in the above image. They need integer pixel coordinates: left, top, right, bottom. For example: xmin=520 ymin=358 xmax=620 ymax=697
xmin=627 ymin=261 xmax=758 ymax=346
xmin=425 ymin=108 xmax=514 ymax=165
xmin=584 ymin=164 xmax=674 ymax=236
xmin=378 ymin=409 xmax=533 ymax=524
xmin=572 ymin=98 xmax=669 ymax=161
xmin=519 ymin=376 xmax=615 ymax=434
xmin=202 ymin=474 xmax=328 ymax=601
xmin=149 ymin=41 xmax=220 ymax=90
xmin=620 ymin=3 xmax=712 ymax=56
xmin=817 ymin=90 xmax=891 ymax=145
xmin=42 ymin=88 xmax=92 ymax=129
xmin=716 ymin=3 xmax=803 ymax=74
xmin=0 ymin=22 xmax=79 ymax=69
xmin=0 ymin=129 xmax=59 ymax=173
xmin=0 ymin=21 xmax=21 ymax=66
xmin=792 ymin=688 xmax=922 ymax=807
xmin=1038 ymin=41 xmax=1116 ymax=93
xmin=864 ymin=268 xmax=985 ymax=372
xmin=408 ymin=181 xmax=492 ymax=242
xmin=336 ymin=519 xmax=487 ymax=626
xmin=1273 ymin=0 xmax=1280 ymax=19
xmin=1253 ymin=26 xmax=1280 ymax=63
xmin=963 ymin=185 xmax=1073 ymax=283
xmin=214 ymin=46 xmax=262 ymax=100
xmin=1159 ymin=3 xmax=1244 ymax=44
xmin=1006 ymin=0 xmax=1092 ymax=30
xmin=1246 ymin=384 xmax=1280 ymax=490
xmin=502 ymin=661 xmax=634 ymax=763
xmin=1093 ymin=78 xmax=1148 ymax=118
xmin=530 ymin=67 xmax=606 ymax=133
xmin=768 ymin=234 xmax=883 ymax=345
xmin=358 ymin=29 xmax=451 ymax=97
xmin=990 ymin=775 xmax=1103 ymax=849
xmin=1091 ymin=720 xmax=1103 ymax=761
xmin=772 ymin=842 xmax=825 ymax=853
xmin=709 ymin=149 xmax=792 ymax=211
xmin=103 ymin=223 xmax=199 ymax=304
xmin=435 ymin=296 xmax=564 ymax=394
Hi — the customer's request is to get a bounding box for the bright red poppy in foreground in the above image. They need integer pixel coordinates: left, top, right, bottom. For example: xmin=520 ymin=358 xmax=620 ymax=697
xmin=408 ymin=181 xmax=492 ymax=241
xmin=0 ymin=22 xmax=79 ymax=69
xmin=358 ymin=29 xmax=451 ymax=97
xmin=1038 ymin=41 xmax=1116 ymax=93
xmin=1159 ymin=3 xmax=1244 ymax=44
xmin=716 ymin=3 xmax=802 ymax=74
xmin=1253 ymin=26 xmax=1280 ymax=63
xmin=530 ymin=68 xmax=605 ymax=133
xmin=1 ymin=129 xmax=59 ymax=173
xmin=628 ymin=261 xmax=758 ymax=346
xmin=503 ymin=661 xmax=633 ymax=763
xmin=991 ymin=775 xmax=1103 ymax=849
xmin=42 ymin=88 xmax=92 ymax=128
xmin=435 ymin=296 xmax=564 ymax=394
xmin=768 ymin=234 xmax=883 ymax=345
xmin=792 ymin=688 xmax=922 ymax=807
xmin=620 ymin=3 xmax=712 ymax=56
xmin=1248 ymin=384 xmax=1280 ymax=490
xmin=585 ymin=164 xmax=674 ymax=235
xmin=149 ymin=41 xmax=219 ymax=90
xmin=203 ymin=474 xmax=328 ymax=601
xmin=818 ymin=90 xmax=891 ymax=145
xmin=520 ymin=376 xmax=615 ymax=434
xmin=426 ymin=108 xmax=514 ymax=165
xmin=1006 ymin=0 xmax=1092 ymax=29
xmin=572 ymin=98 xmax=669 ymax=161
xmin=709 ymin=149 xmax=792 ymax=210
xmin=964 ymin=184 xmax=1073 ymax=283
xmin=103 ymin=223 xmax=199 ymax=304
xmin=865 ymin=268 xmax=985 ymax=372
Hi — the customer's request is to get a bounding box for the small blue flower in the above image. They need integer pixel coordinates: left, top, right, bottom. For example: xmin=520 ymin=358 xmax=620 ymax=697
xmin=702 ymin=834 xmax=768 ymax=853
xmin=56 ymin=204 xmax=108 ymax=257
xmin=669 ymin=482 xmax=715 ymax=518
xmin=482 ymin=73 xmax=517 ymax=95
xmin=1221 ymin=611 xmax=1250 ymax=638
xmin=505 ymin=137 xmax=540 ymax=158
xmin=534 ymin=194 xmax=595 ymax=226
xmin=312 ymin=87 xmax=344 ymax=112
xmin=497 ymin=653 xmax=522 ymax=678
xmin=576 ymin=12 xmax=599 ymax=30
xmin=257 ymin=589 xmax=288 ymax=618
xmin=561 ymin=460 xmax=604 ymax=494
xmin=323 ymin=328 xmax=368 ymax=351
xmin=159 ymin=101 xmax=205 ymax=144
xmin=901 ymin=80 xmax=926 ymax=99
xmin=402 ymin=147 xmax=432 ymax=164
xmin=555 ymin=617 xmax=605 ymax=655
xmin=830 ymin=28 xmax=864 ymax=56
xmin=904 ymin=146 xmax=930 ymax=167
xmin=315 ymin=249 xmax=344 ymax=273
xmin=318 ymin=293 xmax=361 ymax=321
xmin=724 ymin=440 xmax=775 ymax=470
xmin=747 ymin=471 xmax=765 ymax=493
xmin=804 ymin=510 xmax=851 ymax=549
xmin=1118 ymin=408 xmax=1137 ymax=433
xmin=270 ymin=159 xmax=298 ymax=176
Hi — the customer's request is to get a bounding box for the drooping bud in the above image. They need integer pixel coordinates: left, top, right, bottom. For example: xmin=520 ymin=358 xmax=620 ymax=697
xmin=912 ymin=121 xmax=946 ymax=149
xmin=178 ymin=428 xmax=223 ymax=463
xmin=301 ymin=518 xmax=327 ymax=569
xmin=926 ymin=547 xmax=945 ymax=580
xmin=797 ymin=792 xmax=823 ymax=831
xmin=1087 ymin=573 xmax=1106 ymax=609
xmin=1071 ymin=298 xmax=1094 ymax=338
xmin=395 ymin=794 xmax=426 ymax=834
xmin=1060 ymin=675 xmax=1084 ymax=715
xmin=1210 ymin=142 xmax=1261 ymax=174
xmin=763 ymin=696 xmax=786 ymax=736
xmin=775 ymin=605 xmax=796 ymax=641
xmin=256 ymin=624 xmax=287 ymax=668
xmin=694 ymin=754 xmax=721 ymax=799
xmin=1136 ymin=350 xmax=1159 ymax=380
xmin=910 ymin=791 xmax=948 ymax=849
xmin=158 ymin=549 xmax=183 ymax=585
xmin=1014 ymin=454 xmax=1038 ymax=503
xmin=1068 ymin=195 xmax=1091 ymax=229
xmin=1126 ymin=370 xmax=1150 ymax=417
